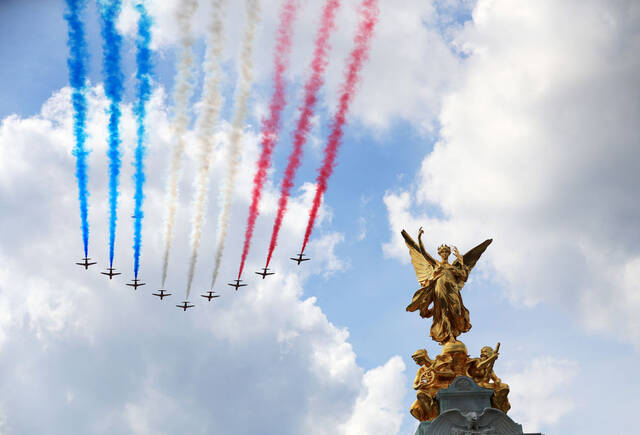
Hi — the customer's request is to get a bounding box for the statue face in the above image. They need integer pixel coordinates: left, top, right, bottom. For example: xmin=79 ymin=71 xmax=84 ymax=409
xmin=437 ymin=245 xmax=451 ymax=260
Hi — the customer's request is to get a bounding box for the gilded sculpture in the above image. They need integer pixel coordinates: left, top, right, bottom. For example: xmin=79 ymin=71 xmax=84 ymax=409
xmin=401 ymin=227 xmax=511 ymax=421
xmin=410 ymin=349 xmax=439 ymax=421
xmin=402 ymin=227 xmax=491 ymax=345
xmin=467 ymin=343 xmax=510 ymax=413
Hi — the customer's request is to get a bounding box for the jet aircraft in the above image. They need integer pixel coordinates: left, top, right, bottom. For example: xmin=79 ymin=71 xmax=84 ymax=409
xmin=101 ymin=267 xmax=122 ymax=279
xmin=152 ymin=289 xmax=171 ymax=300
xmin=201 ymin=290 xmax=220 ymax=301
xmin=76 ymin=257 xmax=97 ymax=269
xmin=290 ymin=253 xmax=310 ymax=265
xmin=227 ymin=279 xmax=247 ymax=291
xmin=126 ymin=278 xmax=146 ymax=290
xmin=176 ymin=301 xmax=194 ymax=311
xmin=255 ymin=267 xmax=275 ymax=279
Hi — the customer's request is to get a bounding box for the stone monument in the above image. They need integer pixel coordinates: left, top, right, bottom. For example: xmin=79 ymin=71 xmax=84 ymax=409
xmin=401 ymin=228 xmax=541 ymax=435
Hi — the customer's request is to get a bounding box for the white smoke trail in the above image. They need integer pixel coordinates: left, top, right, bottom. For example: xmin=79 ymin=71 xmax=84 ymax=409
xmin=210 ymin=0 xmax=261 ymax=288
xmin=160 ymin=0 xmax=198 ymax=287
xmin=185 ymin=0 xmax=227 ymax=299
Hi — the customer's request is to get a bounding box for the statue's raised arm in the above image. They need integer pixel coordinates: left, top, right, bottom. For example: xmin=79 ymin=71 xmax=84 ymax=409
xmin=401 ymin=228 xmax=437 ymax=287
xmin=401 ymin=228 xmax=492 ymax=344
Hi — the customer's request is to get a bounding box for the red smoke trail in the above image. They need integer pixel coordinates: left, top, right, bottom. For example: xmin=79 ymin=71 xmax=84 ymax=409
xmin=237 ymin=0 xmax=298 ymax=279
xmin=300 ymin=0 xmax=378 ymax=255
xmin=264 ymin=0 xmax=341 ymax=269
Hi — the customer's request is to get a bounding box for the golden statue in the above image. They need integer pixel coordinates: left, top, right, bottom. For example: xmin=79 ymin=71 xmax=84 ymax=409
xmin=467 ymin=343 xmax=511 ymax=413
xmin=401 ymin=228 xmax=492 ymax=344
xmin=402 ymin=228 xmax=511 ymax=423
xmin=409 ymin=349 xmax=439 ymax=421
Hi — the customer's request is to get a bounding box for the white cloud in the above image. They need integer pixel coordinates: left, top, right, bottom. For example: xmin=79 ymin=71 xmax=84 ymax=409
xmin=340 ymin=356 xmax=407 ymax=435
xmin=384 ymin=0 xmax=640 ymax=345
xmin=0 ymin=86 xmax=406 ymax=434
xmin=0 ymin=404 xmax=7 ymax=435
xmin=116 ymin=0 xmax=463 ymax=132
xmin=505 ymin=357 xmax=578 ymax=432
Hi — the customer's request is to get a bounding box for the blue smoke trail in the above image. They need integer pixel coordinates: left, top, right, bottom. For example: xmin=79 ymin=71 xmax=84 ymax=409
xmin=132 ymin=2 xmax=153 ymax=278
xmin=64 ymin=0 xmax=91 ymax=258
xmin=99 ymin=0 xmax=124 ymax=268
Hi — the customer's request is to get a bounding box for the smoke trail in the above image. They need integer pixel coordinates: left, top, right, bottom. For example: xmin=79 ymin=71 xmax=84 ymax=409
xmin=64 ymin=0 xmax=91 ymax=258
xmin=184 ymin=0 xmax=227 ymax=300
xmin=265 ymin=0 xmax=341 ymax=268
xmin=99 ymin=0 xmax=124 ymax=268
xmin=210 ymin=0 xmax=261 ymax=288
xmin=300 ymin=0 xmax=378 ymax=254
xmin=237 ymin=0 xmax=298 ymax=280
xmin=132 ymin=2 xmax=153 ymax=279
xmin=160 ymin=0 xmax=198 ymax=287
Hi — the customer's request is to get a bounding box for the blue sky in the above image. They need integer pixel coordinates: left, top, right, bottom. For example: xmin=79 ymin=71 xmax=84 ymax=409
xmin=1 ymin=0 xmax=639 ymax=434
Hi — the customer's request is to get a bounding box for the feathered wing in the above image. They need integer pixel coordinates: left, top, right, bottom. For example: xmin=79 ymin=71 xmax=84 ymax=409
xmin=428 ymin=410 xmax=476 ymax=432
xmin=477 ymin=409 xmax=523 ymax=433
xmin=452 ymin=239 xmax=492 ymax=271
xmin=401 ymin=230 xmax=436 ymax=285
xmin=464 ymin=238 xmax=492 ymax=269
xmin=450 ymin=238 xmax=492 ymax=294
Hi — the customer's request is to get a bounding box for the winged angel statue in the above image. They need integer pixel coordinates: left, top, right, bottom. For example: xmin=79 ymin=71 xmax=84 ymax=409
xmin=402 ymin=228 xmax=492 ymax=345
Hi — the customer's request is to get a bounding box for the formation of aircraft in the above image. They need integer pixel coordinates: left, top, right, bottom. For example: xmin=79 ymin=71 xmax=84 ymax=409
xmin=77 ymin=251 xmax=313 ymax=307
xmin=290 ymin=253 xmax=310 ymax=265
xmin=176 ymin=301 xmax=194 ymax=311
xmin=75 ymin=257 xmax=97 ymax=269
xmin=153 ymin=289 xmax=171 ymax=300
xmin=201 ymin=290 xmax=220 ymax=301
xmin=228 ymin=279 xmax=247 ymax=291
xmin=101 ymin=267 xmax=121 ymax=279
xmin=255 ymin=267 xmax=275 ymax=279
xmin=126 ymin=278 xmax=145 ymax=290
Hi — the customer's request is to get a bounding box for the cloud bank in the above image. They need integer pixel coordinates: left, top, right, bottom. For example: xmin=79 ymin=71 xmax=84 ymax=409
xmin=384 ymin=0 xmax=640 ymax=346
xmin=0 ymin=87 xmax=405 ymax=434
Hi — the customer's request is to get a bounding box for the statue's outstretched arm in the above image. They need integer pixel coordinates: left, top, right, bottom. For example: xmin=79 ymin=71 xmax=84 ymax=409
xmin=453 ymin=246 xmax=464 ymax=265
xmin=416 ymin=228 xmax=438 ymax=265
xmin=418 ymin=227 xmax=428 ymax=258
xmin=401 ymin=229 xmax=437 ymax=269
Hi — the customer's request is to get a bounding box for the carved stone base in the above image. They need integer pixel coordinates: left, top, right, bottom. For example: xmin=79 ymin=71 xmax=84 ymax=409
xmin=415 ymin=377 xmax=541 ymax=435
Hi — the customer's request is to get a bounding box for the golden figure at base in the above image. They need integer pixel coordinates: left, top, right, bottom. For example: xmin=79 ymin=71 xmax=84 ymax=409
xmin=410 ymin=349 xmax=439 ymax=421
xmin=467 ymin=343 xmax=511 ymax=413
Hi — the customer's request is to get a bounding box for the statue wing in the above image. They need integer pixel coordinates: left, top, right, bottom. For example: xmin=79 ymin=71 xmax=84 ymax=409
xmin=453 ymin=239 xmax=492 ymax=270
xmin=428 ymin=410 xmax=476 ymax=432
xmin=477 ymin=408 xmax=523 ymax=433
xmin=401 ymin=230 xmax=436 ymax=284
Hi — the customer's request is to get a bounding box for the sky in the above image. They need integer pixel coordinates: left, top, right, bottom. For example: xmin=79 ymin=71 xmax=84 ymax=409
xmin=0 ymin=0 xmax=639 ymax=434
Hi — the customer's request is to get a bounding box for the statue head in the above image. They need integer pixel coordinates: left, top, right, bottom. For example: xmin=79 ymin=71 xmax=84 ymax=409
xmin=437 ymin=244 xmax=451 ymax=262
xmin=480 ymin=346 xmax=493 ymax=358
xmin=412 ymin=349 xmax=429 ymax=366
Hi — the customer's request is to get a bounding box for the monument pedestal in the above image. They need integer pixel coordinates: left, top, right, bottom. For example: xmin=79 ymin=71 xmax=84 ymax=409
xmin=415 ymin=377 xmax=541 ymax=435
